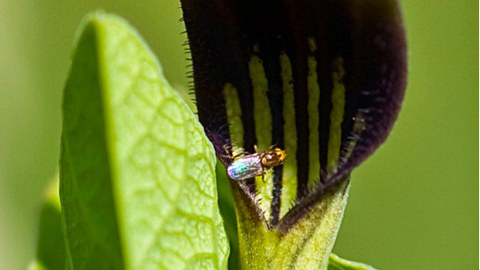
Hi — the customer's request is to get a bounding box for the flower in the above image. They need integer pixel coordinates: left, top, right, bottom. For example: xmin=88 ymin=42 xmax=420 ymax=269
xmin=180 ymin=0 xmax=407 ymax=228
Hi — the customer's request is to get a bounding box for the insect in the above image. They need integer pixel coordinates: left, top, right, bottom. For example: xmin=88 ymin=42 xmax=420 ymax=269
xmin=227 ymin=146 xmax=287 ymax=181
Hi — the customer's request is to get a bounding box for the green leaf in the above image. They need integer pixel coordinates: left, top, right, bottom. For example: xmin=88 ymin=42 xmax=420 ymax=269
xmin=60 ymin=12 xmax=228 ymax=269
xmin=328 ymin=253 xmax=377 ymax=270
xmin=215 ymin=163 xmax=240 ymax=270
xmin=232 ymin=179 xmax=350 ymax=270
xmin=30 ymin=178 xmax=65 ymax=270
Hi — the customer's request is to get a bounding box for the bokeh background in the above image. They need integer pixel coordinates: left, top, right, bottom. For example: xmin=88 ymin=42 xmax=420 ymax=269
xmin=0 ymin=0 xmax=477 ymax=269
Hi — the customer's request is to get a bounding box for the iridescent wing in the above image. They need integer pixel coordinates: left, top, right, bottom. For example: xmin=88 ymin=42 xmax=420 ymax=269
xmin=227 ymin=154 xmax=264 ymax=181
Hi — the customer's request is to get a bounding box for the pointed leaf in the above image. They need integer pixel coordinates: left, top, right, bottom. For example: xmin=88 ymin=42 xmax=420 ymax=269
xmin=60 ymin=13 xmax=228 ymax=269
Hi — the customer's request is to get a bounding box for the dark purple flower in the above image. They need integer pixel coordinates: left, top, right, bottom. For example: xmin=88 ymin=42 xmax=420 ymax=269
xmin=180 ymin=0 xmax=407 ymax=228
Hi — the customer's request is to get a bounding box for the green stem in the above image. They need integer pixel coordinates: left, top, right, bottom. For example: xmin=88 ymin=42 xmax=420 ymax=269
xmin=232 ymin=178 xmax=350 ymax=270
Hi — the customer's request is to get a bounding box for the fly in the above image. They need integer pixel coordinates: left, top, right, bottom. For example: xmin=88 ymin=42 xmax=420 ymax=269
xmin=227 ymin=146 xmax=287 ymax=181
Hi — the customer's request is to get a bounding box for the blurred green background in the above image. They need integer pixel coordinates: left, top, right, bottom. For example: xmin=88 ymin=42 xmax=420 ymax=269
xmin=0 ymin=0 xmax=477 ymax=269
